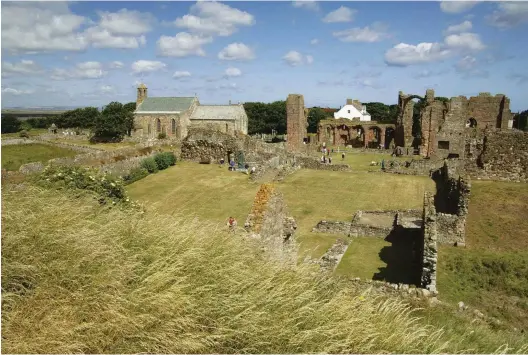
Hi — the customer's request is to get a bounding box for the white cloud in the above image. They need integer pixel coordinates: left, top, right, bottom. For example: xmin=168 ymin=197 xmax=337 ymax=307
xmin=109 ymin=61 xmax=124 ymax=69
xmin=1 ymin=2 xmax=88 ymax=53
xmin=2 ymin=60 xmax=43 ymax=77
xmin=322 ymin=6 xmax=356 ymax=23
xmin=131 ymin=60 xmax=167 ymax=74
xmin=440 ymin=1 xmax=479 ymax=14
xmin=385 ymin=43 xmax=451 ymax=66
xmin=310 ymin=38 xmax=319 ymax=45
xmin=292 ymin=1 xmax=320 ymax=12
xmin=51 ymin=61 xmax=106 ymax=80
xmin=157 ymin=32 xmax=213 ymax=57
xmin=333 ymin=23 xmax=389 ymax=42
xmin=225 ymin=67 xmax=242 ymax=77
xmin=414 ymin=69 xmax=448 ymax=79
xmin=384 ymin=32 xmax=485 ymax=66
xmin=218 ymin=43 xmax=255 ymax=61
xmin=455 ymin=55 xmax=489 ymax=78
xmin=1 ymin=3 xmax=156 ymax=53
xmin=2 ymin=87 xmax=35 ymax=95
xmin=100 ymin=85 xmax=115 ymax=94
xmin=444 ymin=32 xmax=485 ymax=51
xmin=97 ymin=9 xmax=153 ymax=36
xmin=487 ymin=2 xmax=528 ymax=29
xmin=283 ymin=51 xmax=313 ymax=66
xmin=444 ymin=20 xmax=473 ymax=35
xmin=173 ymin=71 xmax=192 ymax=78
xmin=175 ymin=1 xmax=255 ymax=37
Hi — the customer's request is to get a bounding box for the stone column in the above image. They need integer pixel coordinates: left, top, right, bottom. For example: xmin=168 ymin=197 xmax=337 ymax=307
xmin=380 ymin=127 xmax=386 ymax=148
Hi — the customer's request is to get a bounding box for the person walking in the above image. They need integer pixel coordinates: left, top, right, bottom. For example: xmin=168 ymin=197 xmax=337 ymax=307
xmin=342 ymin=152 xmax=345 ymax=160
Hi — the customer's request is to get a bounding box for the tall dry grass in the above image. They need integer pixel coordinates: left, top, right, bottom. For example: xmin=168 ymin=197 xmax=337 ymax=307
xmin=1 ymin=184 xmax=526 ymax=353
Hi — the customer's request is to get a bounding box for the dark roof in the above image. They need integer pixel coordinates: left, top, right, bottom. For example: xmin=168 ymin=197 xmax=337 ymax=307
xmin=136 ymin=97 xmax=195 ymax=112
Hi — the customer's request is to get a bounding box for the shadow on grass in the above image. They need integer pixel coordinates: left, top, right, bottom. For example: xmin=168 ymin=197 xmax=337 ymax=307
xmin=373 ymin=227 xmax=422 ymax=286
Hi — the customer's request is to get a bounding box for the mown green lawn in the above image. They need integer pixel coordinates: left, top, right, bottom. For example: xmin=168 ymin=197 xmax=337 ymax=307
xmin=1 ymin=143 xmax=77 ymax=171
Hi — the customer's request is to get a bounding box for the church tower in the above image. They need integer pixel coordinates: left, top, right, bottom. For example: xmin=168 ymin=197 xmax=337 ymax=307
xmin=136 ymin=83 xmax=148 ymax=109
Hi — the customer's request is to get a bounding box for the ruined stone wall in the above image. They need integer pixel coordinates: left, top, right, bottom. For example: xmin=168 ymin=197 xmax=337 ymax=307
xmin=421 ymin=192 xmax=438 ymax=293
xmin=180 ymin=127 xmax=242 ymax=163
xmin=312 ymin=221 xmax=352 ymax=235
xmin=245 ymin=184 xmax=298 ymax=263
xmin=465 ymin=129 xmax=528 ymax=182
xmin=468 ymin=93 xmax=512 ymax=129
xmin=286 ymin=94 xmax=307 ymax=152
xmin=395 ymin=92 xmax=415 ymax=147
xmin=190 ymin=120 xmax=235 ymax=135
xmin=294 ymin=155 xmax=351 ymax=171
xmin=431 ymin=161 xmax=470 ymax=246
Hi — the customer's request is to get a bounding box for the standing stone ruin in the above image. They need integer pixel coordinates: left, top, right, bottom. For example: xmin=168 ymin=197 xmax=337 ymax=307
xmin=286 ymin=94 xmax=308 ymax=153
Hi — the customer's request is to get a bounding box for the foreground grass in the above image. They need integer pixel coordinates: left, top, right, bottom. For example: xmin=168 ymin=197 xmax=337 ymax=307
xmin=3 ymin=184 xmax=527 ymax=353
xmin=1 ymin=143 xmax=77 ymax=170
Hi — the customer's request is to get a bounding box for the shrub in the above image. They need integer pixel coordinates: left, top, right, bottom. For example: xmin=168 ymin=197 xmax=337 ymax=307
xmin=140 ymin=157 xmax=158 ymax=173
xmin=38 ymin=165 xmax=128 ymax=205
xmin=158 ymin=132 xmax=167 ymax=140
xmin=19 ymin=130 xmax=30 ymax=138
xmin=123 ymin=167 xmax=149 ymax=185
xmin=154 ymin=152 xmax=176 ymax=170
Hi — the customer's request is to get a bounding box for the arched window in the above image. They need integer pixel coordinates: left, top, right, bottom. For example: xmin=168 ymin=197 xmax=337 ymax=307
xmin=171 ymin=119 xmax=176 ymax=135
xmin=156 ymin=118 xmax=161 ymax=133
xmin=466 ymin=118 xmax=477 ymax=128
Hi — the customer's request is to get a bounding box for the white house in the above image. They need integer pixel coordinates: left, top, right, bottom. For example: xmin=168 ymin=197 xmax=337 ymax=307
xmin=334 ymin=99 xmax=371 ymax=121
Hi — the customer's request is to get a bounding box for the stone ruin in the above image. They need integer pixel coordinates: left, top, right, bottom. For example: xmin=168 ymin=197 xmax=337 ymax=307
xmin=286 ymin=94 xmax=308 ymax=153
xmin=395 ymin=89 xmax=514 ymax=159
xmin=244 ymin=183 xmax=298 ymax=263
xmin=309 ymin=160 xmax=470 ymax=293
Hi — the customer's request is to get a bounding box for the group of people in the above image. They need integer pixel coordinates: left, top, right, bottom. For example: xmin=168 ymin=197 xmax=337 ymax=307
xmin=320 ymin=144 xmax=346 ymax=164
xmin=219 ymin=158 xmax=256 ymax=174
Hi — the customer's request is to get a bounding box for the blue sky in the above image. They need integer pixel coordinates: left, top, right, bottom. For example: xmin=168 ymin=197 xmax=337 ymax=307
xmin=1 ymin=1 xmax=528 ymax=111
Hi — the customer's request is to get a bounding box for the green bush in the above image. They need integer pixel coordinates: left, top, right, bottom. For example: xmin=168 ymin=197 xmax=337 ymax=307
xmin=38 ymin=165 xmax=128 ymax=205
xmin=123 ymin=167 xmax=149 ymax=185
xmin=158 ymin=132 xmax=167 ymax=140
xmin=19 ymin=130 xmax=30 ymax=138
xmin=154 ymin=152 xmax=176 ymax=170
xmin=140 ymin=157 xmax=159 ymax=173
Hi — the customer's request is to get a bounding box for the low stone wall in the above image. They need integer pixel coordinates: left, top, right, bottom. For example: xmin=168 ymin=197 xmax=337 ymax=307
xmin=319 ymin=238 xmax=350 ymax=272
xmin=1 ymin=138 xmax=37 ymax=146
xmin=421 ymin=193 xmax=438 ymax=293
xmin=294 ymin=155 xmax=351 ymax=171
xmin=312 ymin=221 xmax=352 ymax=235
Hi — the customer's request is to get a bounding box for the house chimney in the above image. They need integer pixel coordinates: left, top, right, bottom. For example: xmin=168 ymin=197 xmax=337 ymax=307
xmin=229 ymin=100 xmax=231 ymax=105
xmin=346 ymin=98 xmax=353 ymax=105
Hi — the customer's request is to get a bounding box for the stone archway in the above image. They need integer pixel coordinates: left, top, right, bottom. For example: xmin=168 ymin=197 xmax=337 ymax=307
xmin=385 ymin=127 xmax=395 ymax=149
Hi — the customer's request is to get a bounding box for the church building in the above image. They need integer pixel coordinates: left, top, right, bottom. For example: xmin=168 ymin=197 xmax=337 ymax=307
xmin=132 ymin=83 xmax=248 ymax=139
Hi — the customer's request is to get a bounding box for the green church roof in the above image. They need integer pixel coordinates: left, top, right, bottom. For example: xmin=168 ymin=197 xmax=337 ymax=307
xmin=136 ymin=97 xmax=195 ymax=112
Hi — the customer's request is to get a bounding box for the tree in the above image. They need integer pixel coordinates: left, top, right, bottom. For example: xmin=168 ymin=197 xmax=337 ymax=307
xmin=307 ymin=107 xmax=326 ymax=133
xmin=123 ymin=102 xmax=136 ymax=135
xmin=1 ymin=114 xmax=21 ymax=133
xmin=513 ymin=110 xmax=528 ymax=131
xmin=91 ymin=102 xmax=129 ymax=142
xmin=244 ymin=101 xmax=286 ymax=134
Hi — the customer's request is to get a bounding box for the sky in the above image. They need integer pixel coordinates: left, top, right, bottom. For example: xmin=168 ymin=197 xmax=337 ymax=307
xmin=1 ymin=0 xmax=528 ymax=111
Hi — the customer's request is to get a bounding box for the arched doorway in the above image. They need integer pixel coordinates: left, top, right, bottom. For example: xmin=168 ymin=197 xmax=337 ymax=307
xmin=367 ymin=126 xmax=382 ymax=148
xmin=385 ymin=127 xmax=395 ymax=149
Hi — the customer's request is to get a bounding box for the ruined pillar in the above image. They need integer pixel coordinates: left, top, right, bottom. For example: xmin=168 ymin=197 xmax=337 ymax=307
xmin=395 ymin=91 xmax=414 ymax=148
xmin=380 ymin=127 xmax=386 ymax=148
xmin=286 ymin=94 xmax=308 ymax=152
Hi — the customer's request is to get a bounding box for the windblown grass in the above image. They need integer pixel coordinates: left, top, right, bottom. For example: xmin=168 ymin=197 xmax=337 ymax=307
xmin=4 ymin=184 xmax=527 ymax=353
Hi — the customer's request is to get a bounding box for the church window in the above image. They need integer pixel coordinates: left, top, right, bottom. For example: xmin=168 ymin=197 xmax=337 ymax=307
xmin=171 ymin=119 xmax=176 ymax=134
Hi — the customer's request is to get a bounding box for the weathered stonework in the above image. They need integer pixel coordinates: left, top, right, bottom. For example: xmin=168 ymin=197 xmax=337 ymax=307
xmin=286 ymin=94 xmax=308 ymax=152
xmin=420 ymin=192 xmax=438 ymax=293
xmin=312 ymin=221 xmax=352 ymax=235
xmin=319 ymin=238 xmax=350 ymax=272
xmin=317 ymin=119 xmax=395 ymax=148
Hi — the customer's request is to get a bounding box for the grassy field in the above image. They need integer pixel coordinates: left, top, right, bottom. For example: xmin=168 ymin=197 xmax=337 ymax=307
xmin=1 ymin=129 xmax=48 ymax=139
xmin=279 ymin=169 xmax=434 ymax=257
xmin=50 ymin=138 xmax=137 ymax=151
xmin=3 ymin=184 xmax=527 ymax=353
xmin=1 ymin=143 xmax=78 ymax=171
xmin=127 ymin=161 xmax=260 ymax=226
xmin=317 ymin=148 xmax=420 ymax=172
xmin=436 ymin=180 xmax=528 ymax=330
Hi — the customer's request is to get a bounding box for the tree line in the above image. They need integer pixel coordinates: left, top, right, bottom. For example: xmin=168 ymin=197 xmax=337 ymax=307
xmin=1 ymin=102 xmax=137 ymax=141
